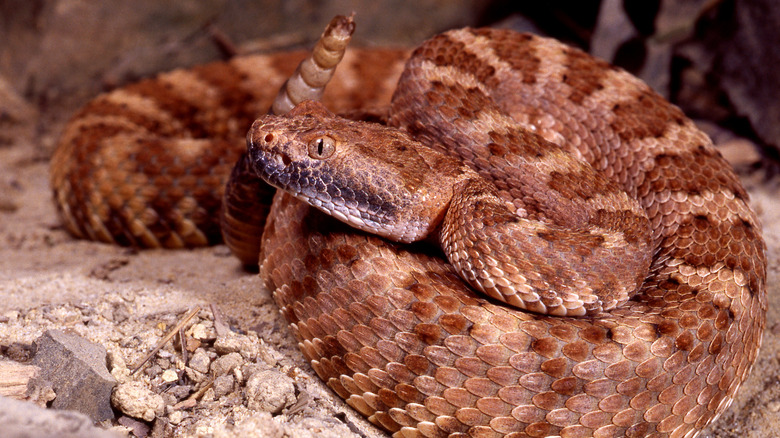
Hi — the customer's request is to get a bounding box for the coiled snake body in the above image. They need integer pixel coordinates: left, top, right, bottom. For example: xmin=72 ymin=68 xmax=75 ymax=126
xmin=51 ymin=16 xmax=766 ymax=438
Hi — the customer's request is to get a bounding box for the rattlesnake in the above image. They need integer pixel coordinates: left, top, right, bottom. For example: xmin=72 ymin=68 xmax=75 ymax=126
xmin=51 ymin=15 xmax=766 ymax=438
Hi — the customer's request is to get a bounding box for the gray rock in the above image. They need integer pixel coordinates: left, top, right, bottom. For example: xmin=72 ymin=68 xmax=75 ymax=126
xmin=31 ymin=329 xmax=117 ymax=422
xmin=0 ymin=395 xmax=120 ymax=438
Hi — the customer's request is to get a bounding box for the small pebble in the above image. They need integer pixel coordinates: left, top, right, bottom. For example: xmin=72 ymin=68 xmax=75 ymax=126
xmin=106 ymin=348 xmax=127 ymax=370
xmin=244 ymin=369 xmax=296 ymax=414
xmin=168 ymin=410 xmax=185 ymax=425
xmin=190 ymin=323 xmax=208 ymax=340
xmin=241 ymin=362 xmax=269 ymax=381
xmin=185 ymin=366 xmax=206 ymax=383
xmin=214 ymin=332 xmax=258 ymax=359
xmin=161 ymin=369 xmax=178 ymax=383
xmin=258 ymin=343 xmax=278 ymax=367
xmin=233 ymin=366 xmax=244 ymax=385
xmin=213 ymin=374 xmax=234 ymax=399
xmin=168 ymin=384 xmax=193 ymax=400
xmin=211 ymin=352 xmax=243 ymax=377
xmin=190 ymin=322 xmax=215 ymax=341
xmin=111 ymin=381 xmax=165 ymax=422
xmin=100 ymin=307 xmax=114 ymax=321
xmin=117 ymin=416 xmax=151 ymax=437
xmin=161 ymin=392 xmax=177 ymax=407
xmin=202 ymin=387 xmax=215 ymax=402
xmin=5 ymin=342 xmax=34 ymax=362
xmin=188 ymin=349 xmax=211 ymax=374
xmin=112 ymin=302 xmax=131 ymax=323
xmin=185 ymin=338 xmax=201 ymax=352
xmin=145 ymin=364 xmax=163 ymax=378
xmin=107 ymin=348 xmax=130 ymax=382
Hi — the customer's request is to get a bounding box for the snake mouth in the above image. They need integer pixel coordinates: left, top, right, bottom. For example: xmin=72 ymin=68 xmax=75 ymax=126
xmin=247 ymin=132 xmax=292 ymax=182
xmin=247 ymin=141 xmax=319 ymax=206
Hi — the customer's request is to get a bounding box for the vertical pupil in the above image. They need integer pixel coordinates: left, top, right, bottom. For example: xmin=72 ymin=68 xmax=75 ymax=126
xmin=317 ymin=139 xmax=324 ymax=155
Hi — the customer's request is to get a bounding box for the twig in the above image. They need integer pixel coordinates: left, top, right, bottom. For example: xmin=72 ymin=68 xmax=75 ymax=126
xmin=179 ymin=325 xmax=188 ymax=364
xmin=211 ymin=303 xmax=230 ymax=337
xmin=171 ymin=378 xmax=214 ymax=410
xmin=131 ymin=306 xmax=201 ymax=375
xmin=205 ymin=23 xmax=239 ymax=58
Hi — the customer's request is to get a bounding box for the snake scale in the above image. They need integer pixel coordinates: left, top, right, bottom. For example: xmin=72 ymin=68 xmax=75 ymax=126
xmin=51 ymin=15 xmax=766 ymax=438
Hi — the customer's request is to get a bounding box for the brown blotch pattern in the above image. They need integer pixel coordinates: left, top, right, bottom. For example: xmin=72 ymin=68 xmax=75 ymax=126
xmin=416 ymin=33 xmax=496 ymax=84
xmin=472 ymin=28 xmax=540 ymax=84
xmin=560 ymin=46 xmax=614 ymax=105
xmin=610 ymin=90 xmax=687 ymax=142
xmin=640 ymin=146 xmax=748 ymax=201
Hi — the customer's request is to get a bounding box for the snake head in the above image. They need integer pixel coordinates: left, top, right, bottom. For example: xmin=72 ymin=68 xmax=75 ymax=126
xmin=246 ymin=100 xmax=464 ymax=243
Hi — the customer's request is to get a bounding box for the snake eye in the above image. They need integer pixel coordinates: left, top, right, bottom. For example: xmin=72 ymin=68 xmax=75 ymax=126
xmin=308 ymin=136 xmax=336 ymax=159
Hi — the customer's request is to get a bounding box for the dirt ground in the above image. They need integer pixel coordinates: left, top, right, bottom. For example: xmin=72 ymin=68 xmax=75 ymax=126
xmin=0 ymin=135 xmax=394 ymax=437
xmin=2 ymin=2 xmax=780 ymax=438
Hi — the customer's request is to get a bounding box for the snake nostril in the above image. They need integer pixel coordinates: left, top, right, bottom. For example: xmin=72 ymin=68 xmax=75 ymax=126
xmin=264 ymin=133 xmax=274 ymax=143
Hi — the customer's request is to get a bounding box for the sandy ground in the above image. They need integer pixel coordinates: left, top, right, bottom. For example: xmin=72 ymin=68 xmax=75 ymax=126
xmin=0 ymin=134 xmax=390 ymax=437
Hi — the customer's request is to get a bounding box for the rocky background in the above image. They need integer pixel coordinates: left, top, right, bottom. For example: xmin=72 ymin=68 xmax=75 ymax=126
xmin=1 ymin=1 xmax=779 ymax=437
